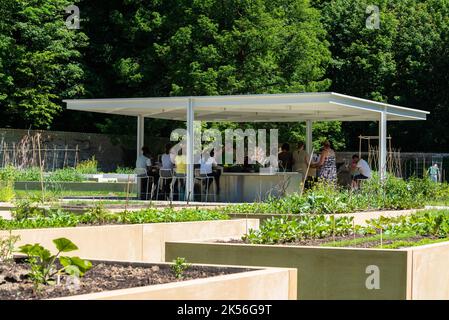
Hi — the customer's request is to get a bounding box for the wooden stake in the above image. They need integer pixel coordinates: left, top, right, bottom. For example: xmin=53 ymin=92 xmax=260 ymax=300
xmin=37 ymin=134 xmax=45 ymax=203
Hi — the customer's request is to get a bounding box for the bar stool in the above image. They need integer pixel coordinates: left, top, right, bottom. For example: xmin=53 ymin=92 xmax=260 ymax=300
xmin=135 ymin=168 xmax=155 ymax=200
xmin=171 ymin=170 xmax=187 ymax=201
xmin=156 ymin=168 xmax=174 ymax=200
xmin=194 ymin=169 xmax=216 ymax=202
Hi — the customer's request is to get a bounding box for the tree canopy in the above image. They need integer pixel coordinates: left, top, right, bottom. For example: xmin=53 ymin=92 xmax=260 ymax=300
xmin=0 ymin=0 xmax=87 ymax=128
xmin=1 ymin=0 xmax=449 ymax=152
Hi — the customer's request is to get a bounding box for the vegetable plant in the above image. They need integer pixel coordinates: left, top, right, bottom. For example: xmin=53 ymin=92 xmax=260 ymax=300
xmin=0 ymin=231 xmax=20 ymax=264
xmin=18 ymin=238 xmax=92 ymax=287
xmin=171 ymin=257 xmax=191 ymax=279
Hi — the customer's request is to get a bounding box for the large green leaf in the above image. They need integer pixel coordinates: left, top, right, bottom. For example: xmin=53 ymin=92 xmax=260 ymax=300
xmin=60 ymin=256 xmax=92 ymax=276
xmin=53 ymin=238 xmax=78 ymax=252
xmin=18 ymin=243 xmax=51 ymax=261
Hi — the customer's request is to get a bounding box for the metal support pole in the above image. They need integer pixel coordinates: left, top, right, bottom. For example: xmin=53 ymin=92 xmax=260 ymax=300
xmin=137 ymin=115 xmax=145 ymax=159
xmin=186 ymin=98 xmax=195 ymax=201
xmin=136 ymin=115 xmax=145 ymax=198
xmin=306 ymin=120 xmax=313 ymax=155
xmin=379 ymin=110 xmax=387 ymax=180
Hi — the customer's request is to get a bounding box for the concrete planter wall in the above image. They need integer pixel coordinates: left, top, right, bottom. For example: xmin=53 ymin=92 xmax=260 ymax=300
xmin=54 ymin=262 xmax=297 ymax=300
xmin=0 ymin=219 xmax=258 ymax=263
xmin=165 ymin=240 xmax=449 ymax=300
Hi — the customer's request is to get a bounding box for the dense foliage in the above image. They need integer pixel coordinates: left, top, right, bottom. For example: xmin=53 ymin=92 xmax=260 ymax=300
xmin=318 ymin=0 xmax=449 ymax=151
xmin=1 ymin=0 xmax=449 ymax=151
xmin=223 ymin=174 xmax=449 ymax=214
xmin=0 ymin=0 xmax=87 ymax=128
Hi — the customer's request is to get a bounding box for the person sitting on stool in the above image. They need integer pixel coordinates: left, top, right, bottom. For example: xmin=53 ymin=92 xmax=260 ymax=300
xmin=351 ymin=154 xmax=372 ymax=189
xmin=136 ymin=146 xmax=153 ymax=199
xmin=200 ymin=150 xmax=221 ymax=194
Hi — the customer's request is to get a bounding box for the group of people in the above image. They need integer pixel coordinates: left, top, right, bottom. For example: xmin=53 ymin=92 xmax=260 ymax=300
xmin=278 ymin=140 xmax=372 ymax=189
xmin=136 ymin=144 xmax=221 ymax=200
xmin=277 ymin=140 xmax=338 ymax=186
xmin=136 ymin=139 xmax=375 ymax=199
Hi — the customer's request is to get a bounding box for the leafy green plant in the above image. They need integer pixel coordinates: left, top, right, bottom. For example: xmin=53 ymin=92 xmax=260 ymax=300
xmin=171 ymin=257 xmax=191 ymax=279
xmin=0 ymin=180 xmax=15 ymax=202
xmin=0 ymin=207 xmax=228 ymax=231
xmin=0 ymin=165 xmax=19 ymax=182
xmin=115 ymin=166 xmax=135 ymax=174
xmin=81 ymin=203 xmax=112 ymax=224
xmin=76 ymin=157 xmax=99 ymax=174
xmin=18 ymin=238 xmax=92 ymax=286
xmin=0 ymin=231 xmax=20 ymax=264
xmin=46 ymin=168 xmax=83 ymax=182
xmin=243 ymin=215 xmax=355 ymax=244
xmin=12 ymin=200 xmax=48 ymax=220
xmin=15 ymin=167 xmax=42 ymax=182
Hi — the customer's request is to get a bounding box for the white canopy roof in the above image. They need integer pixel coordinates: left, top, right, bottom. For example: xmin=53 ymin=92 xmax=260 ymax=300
xmin=64 ymin=92 xmax=428 ymax=122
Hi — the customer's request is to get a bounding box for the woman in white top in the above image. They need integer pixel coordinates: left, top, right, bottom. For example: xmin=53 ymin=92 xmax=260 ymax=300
xmin=160 ymin=144 xmax=174 ymax=170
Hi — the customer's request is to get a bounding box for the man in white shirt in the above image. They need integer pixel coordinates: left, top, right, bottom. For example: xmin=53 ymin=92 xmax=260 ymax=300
xmin=351 ymin=154 xmax=372 ymax=189
xmin=199 ymin=150 xmax=221 ymax=193
xmin=136 ymin=146 xmax=153 ymax=199
xmin=136 ymin=146 xmax=152 ymax=170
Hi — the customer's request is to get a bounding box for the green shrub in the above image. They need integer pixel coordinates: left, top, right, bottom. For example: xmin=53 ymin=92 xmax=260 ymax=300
xmin=16 ymin=167 xmax=42 ymax=181
xmin=115 ymin=166 xmax=135 ymax=174
xmin=0 ymin=181 xmax=15 ymax=202
xmin=47 ymin=168 xmax=83 ymax=182
xmin=12 ymin=200 xmax=47 ymax=220
xmin=76 ymin=157 xmax=99 ymax=174
xmin=225 ymin=173 xmax=431 ymax=215
xmin=0 ymin=165 xmax=18 ymax=182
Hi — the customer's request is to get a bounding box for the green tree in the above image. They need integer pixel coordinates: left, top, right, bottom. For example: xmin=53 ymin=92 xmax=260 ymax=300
xmin=318 ymin=0 xmax=449 ymax=151
xmin=0 ymin=0 xmax=88 ymax=128
xmin=79 ymin=0 xmax=341 ymax=148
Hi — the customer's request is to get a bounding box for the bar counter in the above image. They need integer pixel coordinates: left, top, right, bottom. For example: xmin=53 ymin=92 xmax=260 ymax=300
xmin=219 ymin=171 xmax=302 ymax=203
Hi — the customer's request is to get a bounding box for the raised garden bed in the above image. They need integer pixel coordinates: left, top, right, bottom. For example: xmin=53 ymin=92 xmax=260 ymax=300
xmin=0 ymin=259 xmax=296 ymax=300
xmin=0 ymin=219 xmax=259 ymax=262
xmin=166 ymin=210 xmax=449 ymax=299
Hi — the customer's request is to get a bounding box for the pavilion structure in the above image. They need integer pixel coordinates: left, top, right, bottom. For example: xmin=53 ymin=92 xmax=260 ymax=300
xmin=64 ymin=92 xmax=429 ymax=200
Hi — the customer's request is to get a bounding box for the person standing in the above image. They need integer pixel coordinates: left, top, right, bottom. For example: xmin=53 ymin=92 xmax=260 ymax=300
xmin=316 ymin=140 xmax=337 ymax=182
xmin=174 ymin=147 xmax=187 ymax=200
xmin=292 ymin=141 xmax=316 ymax=187
xmin=428 ymin=163 xmax=441 ymax=183
xmin=278 ymin=143 xmax=293 ymax=171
